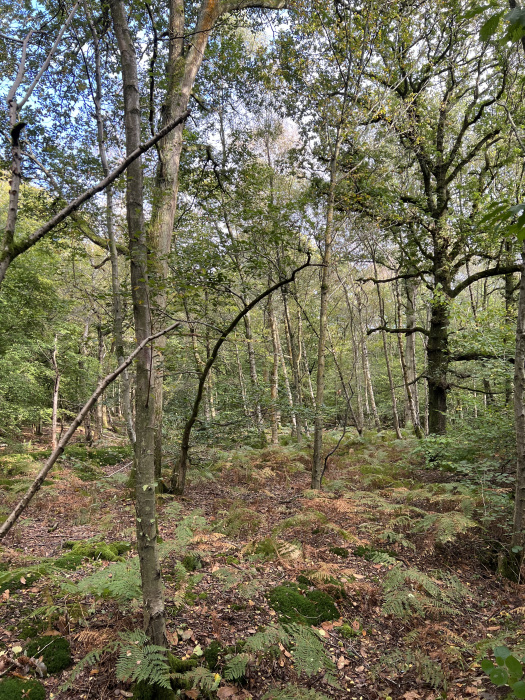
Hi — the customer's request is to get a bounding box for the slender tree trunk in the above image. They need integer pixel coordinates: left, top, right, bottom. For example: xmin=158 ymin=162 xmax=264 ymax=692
xmin=404 ymin=278 xmax=420 ymax=421
xmin=267 ymin=294 xmax=280 ymax=444
xmin=427 ymin=286 xmax=449 ymax=434
xmin=86 ymin=6 xmax=136 ymax=447
xmin=282 ymin=288 xmax=303 ymax=439
xmin=299 ymin=310 xmax=316 ymax=412
xmin=51 ymin=336 xmax=60 ymax=452
xmin=235 ymin=335 xmax=249 ymax=417
xmin=109 ymin=0 xmax=166 ymax=647
xmin=395 ymin=282 xmax=423 ymax=438
xmin=312 ymin=139 xmax=341 ymax=489
xmin=277 ymin=322 xmax=297 ymax=438
xmin=512 ymin=247 xmax=525 ymax=553
xmin=243 ymin=312 xmax=263 ymax=431
xmin=373 ymin=263 xmax=402 ymax=439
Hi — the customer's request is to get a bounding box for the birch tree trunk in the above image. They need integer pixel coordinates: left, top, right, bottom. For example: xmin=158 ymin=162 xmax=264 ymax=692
xmin=268 ymin=293 xmax=280 ymax=444
xmin=51 ymin=336 xmax=60 ymax=452
xmin=282 ymin=288 xmax=303 ymax=439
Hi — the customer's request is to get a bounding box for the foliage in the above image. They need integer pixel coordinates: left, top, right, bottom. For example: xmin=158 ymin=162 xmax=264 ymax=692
xmin=481 ymin=646 xmax=525 ymax=699
xmin=217 ymin=502 xmax=263 ymax=538
xmin=25 ymin=636 xmax=72 ymax=674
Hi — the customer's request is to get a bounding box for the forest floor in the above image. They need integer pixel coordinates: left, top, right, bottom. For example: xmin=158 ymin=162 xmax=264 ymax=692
xmin=0 ymin=429 xmax=524 ymax=700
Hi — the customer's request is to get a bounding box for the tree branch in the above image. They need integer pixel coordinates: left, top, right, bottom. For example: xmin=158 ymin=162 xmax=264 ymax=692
xmin=367 ymin=325 xmax=430 ymax=337
xmin=358 ymin=270 xmax=431 ymax=284
xmin=10 ymin=111 xmax=191 ymax=262
xmin=221 ymin=0 xmax=287 ymax=10
xmin=450 ymin=263 xmax=522 ymax=298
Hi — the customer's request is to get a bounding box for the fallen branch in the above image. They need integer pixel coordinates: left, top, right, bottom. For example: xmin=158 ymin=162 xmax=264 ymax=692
xmin=0 ymin=321 xmax=181 ymax=539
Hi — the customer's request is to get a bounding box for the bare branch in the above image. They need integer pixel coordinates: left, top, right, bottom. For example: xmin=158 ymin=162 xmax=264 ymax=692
xmin=450 ymin=263 xmax=522 ymax=298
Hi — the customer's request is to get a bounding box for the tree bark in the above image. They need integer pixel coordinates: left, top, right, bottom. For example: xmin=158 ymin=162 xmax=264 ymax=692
xmin=282 ymin=287 xmax=303 ymax=439
xmin=51 ymin=336 xmax=60 ymax=452
xmin=243 ymin=312 xmax=264 ymax=430
xmin=267 ymin=293 xmax=280 ymax=444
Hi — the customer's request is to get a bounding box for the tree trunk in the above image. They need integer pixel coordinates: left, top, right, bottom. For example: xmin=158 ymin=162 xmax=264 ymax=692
xmin=86 ymin=7 xmax=136 ymax=447
xmin=395 ymin=282 xmax=423 ymax=438
xmin=282 ymin=288 xmax=303 ymax=439
xmin=109 ymin=0 xmax=166 ymax=647
xmin=427 ymin=289 xmax=449 ymax=434
xmin=268 ymin=294 xmax=280 ymax=444
xmin=373 ymin=262 xmax=402 ymax=439
xmin=51 ymin=336 xmax=60 ymax=452
xmin=512 ymin=247 xmax=525 ymax=554
xmin=312 ymin=139 xmax=340 ymax=489
xmin=235 ymin=335 xmax=249 ymax=417
xmin=404 ymin=278 xmax=420 ymax=423
xmin=243 ymin=312 xmax=263 ymax=431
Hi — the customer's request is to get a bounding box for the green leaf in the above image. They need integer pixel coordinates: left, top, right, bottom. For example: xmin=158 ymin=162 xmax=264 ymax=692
xmin=505 ymin=655 xmax=523 ymax=678
xmin=506 ymin=7 xmax=525 ymax=28
xmin=489 ymin=666 xmax=509 ymax=686
xmin=480 ymin=12 xmax=503 ymax=40
xmin=495 ymin=646 xmax=512 ymax=664
xmin=512 ymin=681 xmax=525 ymax=699
xmin=481 ymin=659 xmax=496 ymax=674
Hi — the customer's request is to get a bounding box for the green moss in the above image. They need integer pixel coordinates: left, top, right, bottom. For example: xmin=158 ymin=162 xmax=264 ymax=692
xmin=266 ymin=584 xmax=339 ymax=625
xmin=167 ymin=654 xmax=199 ymax=674
xmin=225 ymin=556 xmax=239 ymax=565
xmin=0 ymin=454 xmax=34 ymax=477
xmin=63 ymin=540 xmax=130 ymax=562
xmin=204 ymin=641 xmax=223 ymax=671
xmin=25 ymin=636 xmax=71 ymax=674
xmin=0 ymin=566 xmax=47 ymax=594
xmin=329 ymin=547 xmax=349 ymax=558
xmin=54 ymin=553 xmax=84 ymax=570
xmin=339 ymin=623 xmax=359 ymax=639
xmin=0 ymin=678 xmax=46 ymax=700
xmin=181 ymin=553 xmax=202 ymax=572
xmin=132 ymin=681 xmax=177 ymax=700
xmin=19 ymin=624 xmax=40 ymax=640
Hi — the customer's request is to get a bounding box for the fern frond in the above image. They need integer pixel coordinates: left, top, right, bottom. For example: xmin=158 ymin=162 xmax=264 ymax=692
xmin=286 ymin=624 xmax=338 ymax=686
xmin=244 ymin=625 xmax=290 ymax=653
xmin=116 ymin=630 xmax=172 ymax=689
xmin=223 ymin=652 xmax=250 ymax=680
xmin=68 ymin=559 xmax=142 ymax=602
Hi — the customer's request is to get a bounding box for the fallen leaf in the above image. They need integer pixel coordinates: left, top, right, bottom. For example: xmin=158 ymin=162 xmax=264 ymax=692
xmin=167 ymin=630 xmax=179 ymax=646
xmin=321 ymin=621 xmax=334 ymax=631
xmin=20 ymin=577 xmax=26 ymax=584
xmin=356 ymin=665 xmax=365 ymax=673
xmin=337 ymin=655 xmax=349 ymax=670
xmin=403 ymin=692 xmax=421 ymax=700
xmin=217 ymin=687 xmax=237 ymax=699
xmin=184 ymin=691 xmax=199 ymax=699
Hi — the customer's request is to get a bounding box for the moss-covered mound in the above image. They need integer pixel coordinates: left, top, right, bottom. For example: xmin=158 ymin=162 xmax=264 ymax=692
xmin=54 ymin=553 xmax=85 ymax=570
xmin=25 ymin=636 xmax=72 ymax=674
xmin=0 ymin=566 xmax=47 ymax=594
xmin=353 ymin=545 xmax=397 ymax=561
xmin=329 ymin=546 xmax=349 ymax=558
xmin=181 ymin=553 xmax=203 ymax=572
xmin=0 ymin=677 xmax=46 ymax=700
xmin=63 ymin=540 xmax=130 ymax=562
xmin=267 ymin=584 xmax=339 ymax=625
xmin=132 ymin=682 xmax=177 ymax=700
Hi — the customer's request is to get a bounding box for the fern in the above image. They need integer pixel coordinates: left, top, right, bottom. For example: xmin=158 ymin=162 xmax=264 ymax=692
xmin=116 ymin=630 xmax=172 ymax=689
xmin=62 ymin=630 xmax=172 ymax=691
xmin=262 ymin=686 xmax=331 ymax=700
xmin=244 ymin=625 xmax=291 ymax=652
xmin=64 ymin=559 xmax=142 ymax=602
xmin=183 ymin=666 xmax=220 ymax=692
xmin=377 ymin=648 xmax=445 ymax=689
xmin=378 ymin=530 xmax=416 ymax=550
xmin=223 ymin=652 xmax=251 ymax=680
xmin=288 ymin=624 xmax=338 ymax=685
xmin=368 ymin=551 xmax=398 ymax=566
xmin=410 ymin=512 xmax=478 ymax=544
xmin=382 ymin=565 xmax=466 ymax=619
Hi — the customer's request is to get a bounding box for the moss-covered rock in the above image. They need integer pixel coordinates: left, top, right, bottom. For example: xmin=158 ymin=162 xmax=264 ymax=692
xmin=329 ymin=546 xmax=349 ymax=558
xmin=0 ymin=678 xmax=46 ymax=700
xmin=63 ymin=540 xmax=130 ymax=562
xmin=353 ymin=545 xmax=396 ymax=561
xmin=266 ymin=584 xmax=339 ymax=625
xmin=25 ymin=636 xmax=72 ymax=674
